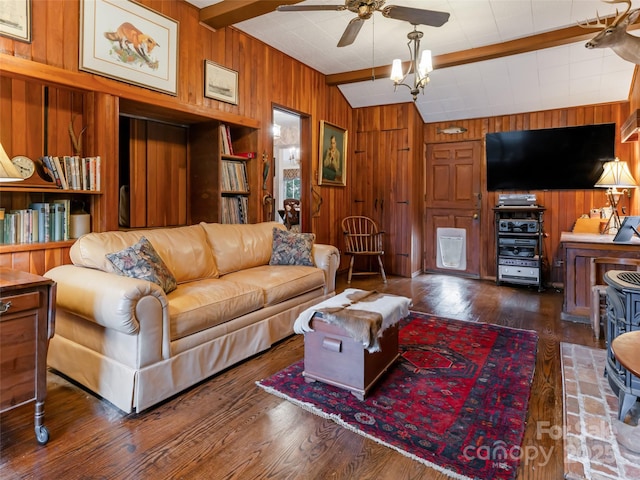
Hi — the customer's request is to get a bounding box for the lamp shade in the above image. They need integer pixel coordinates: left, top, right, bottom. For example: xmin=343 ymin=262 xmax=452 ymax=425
xmin=418 ymin=49 xmax=433 ymax=76
xmin=390 ymin=59 xmax=404 ymax=83
xmin=594 ymin=157 xmax=638 ymax=188
xmin=0 ymin=143 xmax=23 ymax=182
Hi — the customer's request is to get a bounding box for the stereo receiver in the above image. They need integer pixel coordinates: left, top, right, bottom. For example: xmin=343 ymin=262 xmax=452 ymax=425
xmin=498 ymin=220 xmax=539 ymax=233
xmin=498 ymin=238 xmax=537 ymax=257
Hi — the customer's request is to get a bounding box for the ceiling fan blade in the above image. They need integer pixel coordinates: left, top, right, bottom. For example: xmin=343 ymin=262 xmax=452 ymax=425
xmin=382 ymin=6 xmax=450 ymax=27
xmin=276 ymin=5 xmax=347 ymax=12
xmin=337 ymin=17 xmax=365 ymax=47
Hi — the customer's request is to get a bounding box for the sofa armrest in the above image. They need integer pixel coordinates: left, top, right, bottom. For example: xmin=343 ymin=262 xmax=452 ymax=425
xmin=45 ymin=265 xmax=168 ymax=336
xmin=313 ymin=244 xmax=340 ymax=294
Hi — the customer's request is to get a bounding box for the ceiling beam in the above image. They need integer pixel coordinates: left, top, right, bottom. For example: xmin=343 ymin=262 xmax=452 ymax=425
xmin=200 ymin=0 xmax=304 ymax=30
xmin=326 ymin=22 xmax=640 ymax=86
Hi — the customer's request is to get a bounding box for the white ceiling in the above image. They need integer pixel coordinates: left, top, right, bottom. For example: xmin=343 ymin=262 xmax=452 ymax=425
xmin=187 ymin=0 xmax=638 ymax=123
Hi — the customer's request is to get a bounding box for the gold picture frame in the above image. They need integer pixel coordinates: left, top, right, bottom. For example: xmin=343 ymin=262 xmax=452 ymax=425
xmin=79 ymin=0 xmax=178 ymax=96
xmin=0 ymin=0 xmax=31 ymax=43
xmin=318 ymin=120 xmax=347 ymax=187
xmin=204 ymin=60 xmax=239 ymax=105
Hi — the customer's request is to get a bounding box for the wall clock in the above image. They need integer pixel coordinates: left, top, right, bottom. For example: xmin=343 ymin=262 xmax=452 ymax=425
xmin=11 ymin=155 xmax=35 ymax=179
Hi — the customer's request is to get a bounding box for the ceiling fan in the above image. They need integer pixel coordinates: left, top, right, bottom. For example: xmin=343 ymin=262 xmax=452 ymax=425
xmin=276 ymin=0 xmax=450 ymax=47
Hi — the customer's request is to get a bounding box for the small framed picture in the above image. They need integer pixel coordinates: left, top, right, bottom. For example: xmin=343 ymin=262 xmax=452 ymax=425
xmin=319 ymin=121 xmax=347 ymax=187
xmin=204 ymin=60 xmax=238 ymax=105
xmin=0 ymin=0 xmax=31 ymax=43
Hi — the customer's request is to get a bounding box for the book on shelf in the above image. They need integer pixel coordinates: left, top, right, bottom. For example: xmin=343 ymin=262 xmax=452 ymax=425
xmin=29 ymin=203 xmax=50 ymax=243
xmin=221 ymin=196 xmax=249 ymax=224
xmin=4 ymin=212 xmax=17 ymax=244
xmin=233 ymin=151 xmax=256 ymax=159
xmin=221 ymin=159 xmax=249 ymax=192
xmin=53 ymin=199 xmax=71 ymax=240
xmin=0 ymin=208 xmax=4 ymax=245
xmin=51 ymin=202 xmax=65 ymax=241
xmin=42 ymin=156 xmax=62 ymax=188
xmin=219 ymin=124 xmax=234 ymax=156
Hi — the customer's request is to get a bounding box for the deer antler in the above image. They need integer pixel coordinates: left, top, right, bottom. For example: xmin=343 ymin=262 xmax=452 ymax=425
xmin=603 ymin=0 xmax=632 ymax=26
xmin=579 ymin=0 xmax=632 ymax=28
xmin=68 ymin=114 xmax=87 ymax=157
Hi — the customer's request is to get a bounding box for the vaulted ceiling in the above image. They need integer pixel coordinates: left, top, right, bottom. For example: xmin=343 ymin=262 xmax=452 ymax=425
xmin=186 ymin=0 xmax=639 ymax=123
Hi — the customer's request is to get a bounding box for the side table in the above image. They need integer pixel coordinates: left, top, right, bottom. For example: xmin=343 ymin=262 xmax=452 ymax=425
xmin=0 ymin=268 xmax=56 ymax=444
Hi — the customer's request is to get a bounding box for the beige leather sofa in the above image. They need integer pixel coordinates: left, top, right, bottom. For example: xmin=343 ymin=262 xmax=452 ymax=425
xmin=45 ymin=221 xmax=339 ymax=413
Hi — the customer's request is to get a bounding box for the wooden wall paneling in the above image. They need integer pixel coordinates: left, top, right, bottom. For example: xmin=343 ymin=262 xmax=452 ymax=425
xmin=0 ymin=245 xmax=68 ymax=276
xmin=9 ymin=78 xmax=27 ymax=155
xmin=0 ymin=77 xmax=10 ymax=147
xmin=44 ymin=0 xmax=65 ymax=69
xmin=129 ymin=119 xmax=148 ymax=229
xmin=145 ymin=122 xmax=187 ymax=227
xmin=189 ymin=122 xmax=220 ymax=225
xmin=425 ymin=101 xmax=634 ymax=286
xmin=89 ymin=92 xmax=119 ymax=233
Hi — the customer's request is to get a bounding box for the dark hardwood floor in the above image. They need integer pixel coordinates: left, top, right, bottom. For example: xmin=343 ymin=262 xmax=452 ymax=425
xmin=0 ymin=273 xmax=602 ymax=479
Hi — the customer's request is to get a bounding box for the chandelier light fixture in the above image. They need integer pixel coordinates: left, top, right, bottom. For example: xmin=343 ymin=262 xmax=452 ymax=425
xmin=390 ymin=26 xmax=432 ymax=101
xmin=594 ymin=157 xmax=638 ymax=233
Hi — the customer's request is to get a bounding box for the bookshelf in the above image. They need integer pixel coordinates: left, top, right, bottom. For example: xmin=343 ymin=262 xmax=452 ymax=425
xmin=0 ymin=77 xmax=105 ymax=269
xmin=189 ymin=122 xmax=257 ymax=225
xmin=221 ymin=154 xmax=251 ymax=224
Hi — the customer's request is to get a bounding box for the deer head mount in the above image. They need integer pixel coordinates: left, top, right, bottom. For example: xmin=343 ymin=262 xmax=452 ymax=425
xmin=579 ymin=0 xmax=640 ymax=64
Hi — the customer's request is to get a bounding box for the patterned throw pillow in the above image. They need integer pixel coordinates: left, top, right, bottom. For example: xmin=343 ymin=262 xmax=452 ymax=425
xmin=106 ymin=236 xmax=177 ymax=293
xmin=269 ymin=227 xmax=315 ymax=266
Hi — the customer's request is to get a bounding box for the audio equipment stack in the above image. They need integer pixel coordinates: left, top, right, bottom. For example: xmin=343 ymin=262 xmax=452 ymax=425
xmin=493 ymin=200 xmax=545 ymax=291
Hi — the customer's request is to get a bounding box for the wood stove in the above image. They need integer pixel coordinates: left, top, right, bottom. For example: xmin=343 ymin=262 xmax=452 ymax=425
xmin=604 ymin=270 xmax=640 ymax=421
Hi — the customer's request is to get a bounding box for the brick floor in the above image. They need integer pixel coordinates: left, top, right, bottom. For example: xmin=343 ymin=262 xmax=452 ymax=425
xmin=561 ymin=343 xmax=640 ymax=480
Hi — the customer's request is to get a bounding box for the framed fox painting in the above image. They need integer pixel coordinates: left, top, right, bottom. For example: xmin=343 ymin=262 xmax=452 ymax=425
xmin=80 ymin=0 xmax=178 ymax=95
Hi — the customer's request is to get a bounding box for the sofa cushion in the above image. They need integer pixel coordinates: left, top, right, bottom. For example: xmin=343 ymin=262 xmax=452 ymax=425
xmin=200 ymin=221 xmax=285 ymax=275
xmin=269 ymin=228 xmax=315 ymax=266
xmin=167 ymin=279 xmax=264 ymax=340
xmin=70 ymin=225 xmax=218 ymax=283
xmin=221 ymin=265 xmax=325 ymax=306
xmin=106 ymin=236 xmax=177 ymax=293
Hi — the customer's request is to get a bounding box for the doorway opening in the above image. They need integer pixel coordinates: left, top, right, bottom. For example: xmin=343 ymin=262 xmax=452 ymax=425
xmin=273 ymin=108 xmax=302 ymax=231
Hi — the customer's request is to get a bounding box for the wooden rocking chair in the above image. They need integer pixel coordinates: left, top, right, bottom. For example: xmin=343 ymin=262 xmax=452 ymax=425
xmin=342 ymin=216 xmax=387 ymax=284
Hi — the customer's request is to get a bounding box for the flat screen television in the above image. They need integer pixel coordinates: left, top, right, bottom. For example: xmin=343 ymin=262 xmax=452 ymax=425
xmin=486 ymin=123 xmax=615 ymax=191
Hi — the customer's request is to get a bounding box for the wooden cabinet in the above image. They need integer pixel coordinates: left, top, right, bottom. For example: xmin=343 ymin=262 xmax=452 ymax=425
xmin=561 ymin=232 xmax=640 ymax=322
xmin=0 ymin=268 xmax=56 ymax=444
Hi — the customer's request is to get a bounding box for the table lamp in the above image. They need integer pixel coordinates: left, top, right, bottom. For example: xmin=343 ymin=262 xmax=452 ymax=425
xmin=594 ymin=157 xmax=638 ymax=233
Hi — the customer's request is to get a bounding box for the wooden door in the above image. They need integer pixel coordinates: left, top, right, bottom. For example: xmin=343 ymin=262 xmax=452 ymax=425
xmin=380 ymin=129 xmax=411 ymax=277
xmin=425 ymin=141 xmax=482 ymax=276
xmin=351 ymin=131 xmax=377 ymax=218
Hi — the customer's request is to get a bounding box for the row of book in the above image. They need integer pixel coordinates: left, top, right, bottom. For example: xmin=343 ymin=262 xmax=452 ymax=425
xmin=221 ymin=196 xmax=248 ymax=224
xmin=221 ymin=160 xmax=249 ymax=192
xmin=43 ymin=155 xmax=101 ymax=191
xmin=0 ymin=200 xmax=71 ymax=244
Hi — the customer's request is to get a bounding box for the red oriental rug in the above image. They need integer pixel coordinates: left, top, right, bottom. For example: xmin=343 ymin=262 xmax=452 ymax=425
xmin=257 ymin=311 xmax=538 ymax=480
